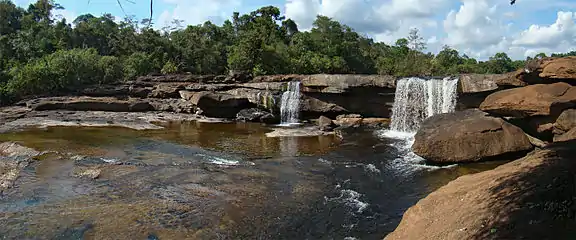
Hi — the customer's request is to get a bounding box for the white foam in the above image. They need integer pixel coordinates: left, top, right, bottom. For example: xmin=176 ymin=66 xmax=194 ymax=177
xmin=325 ymin=189 xmax=369 ymax=213
xmin=195 ymin=154 xmax=240 ymax=166
xmin=364 ymin=164 xmax=381 ymax=174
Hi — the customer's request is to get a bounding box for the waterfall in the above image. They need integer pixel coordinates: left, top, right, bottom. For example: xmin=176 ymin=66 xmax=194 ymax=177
xmin=280 ymin=81 xmax=301 ymax=125
xmin=389 ymin=77 xmax=459 ymax=133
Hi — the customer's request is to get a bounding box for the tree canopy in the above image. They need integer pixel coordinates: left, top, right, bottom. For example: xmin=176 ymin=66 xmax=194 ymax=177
xmin=0 ymin=0 xmax=573 ymax=105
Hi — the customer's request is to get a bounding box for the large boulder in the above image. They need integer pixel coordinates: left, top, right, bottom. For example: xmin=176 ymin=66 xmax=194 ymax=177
xmin=236 ymin=108 xmax=276 ymax=123
xmin=27 ymin=97 xmax=153 ymax=112
xmin=386 ymin=140 xmax=576 ymax=240
xmin=479 ymin=82 xmax=576 ymax=118
xmin=539 ymin=56 xmax=576 ymax=81
xmin=555 ymin=109 xmax=576 ymax=132
xmin=458 ymin=73 xmax=526 ymax=94
xmin=190 ymin=92 xmax=254 ymax=118
xmin=412 ymin=109 xmax=533 ymax=163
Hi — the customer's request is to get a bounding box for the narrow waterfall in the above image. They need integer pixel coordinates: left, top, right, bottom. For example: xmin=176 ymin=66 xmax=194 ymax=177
xmin=389 ymin=77 xmax=459 ymax=133
xmin=280 ymin=81 xmax=301 ymax=125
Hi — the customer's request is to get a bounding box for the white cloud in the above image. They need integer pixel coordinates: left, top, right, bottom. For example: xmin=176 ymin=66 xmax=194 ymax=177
xmin=157 ymin=0 xmax=241 ymax=28
xmin=512 ymin=11 xmax=576 ymax=48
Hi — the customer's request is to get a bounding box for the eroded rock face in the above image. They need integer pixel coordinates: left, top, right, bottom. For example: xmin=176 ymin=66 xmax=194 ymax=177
xmin=301 ymin=74 xmax=396 ymax=93
xmin=190 ymin=92 xmax=254 ymax=118
xmin=386 ymin=140 xmax=576 ymax=240
xmin=479 ymin=82 xmax=576 ymax=117
xmin=412 ymin=109 xmax=533 ymax=163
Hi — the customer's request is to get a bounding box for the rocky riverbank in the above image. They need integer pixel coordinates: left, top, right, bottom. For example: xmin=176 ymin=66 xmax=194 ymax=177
xmin=0 ymin=70 xmax=523 ymax=133
xmin=387 ymin=57 xmax=576 ymax=239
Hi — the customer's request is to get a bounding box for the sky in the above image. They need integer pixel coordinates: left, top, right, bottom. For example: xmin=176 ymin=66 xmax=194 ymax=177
xmin=13 ymin=0 xmax=576 ymax=60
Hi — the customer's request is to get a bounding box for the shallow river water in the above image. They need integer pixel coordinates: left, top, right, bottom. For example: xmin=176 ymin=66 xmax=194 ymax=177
xmin=0 ymin=122 xmax=501 ymax=239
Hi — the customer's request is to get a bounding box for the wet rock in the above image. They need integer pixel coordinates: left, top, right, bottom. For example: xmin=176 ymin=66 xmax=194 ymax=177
xmin=386 ymin=140 xmax=576 ymax=240
xmin=81 ymin=85 xmax=129 ymax=97
xmin=74 ymin=167 xmax=102 ymax=179
xmin=480 ymin=82 xmax=576 ymax=118
xmin=236 ymin=108 xmax=276 ymax=123
xmin=0 ymin=142 xmax=38 ymax=191
xmin=412 ymin=109 xmax=533 ymax=163
xmin=317 ymin=116 xmax=336 ymax=131
xmin=190 ymin=92 xmax=254 ymax=118
xmin=0 ymin=142 xmax=40 ymax=158
xmin=27 ymin=97 xmax=153 ymax=112
xmin=333 ymin=115 xmax=390 ymax=129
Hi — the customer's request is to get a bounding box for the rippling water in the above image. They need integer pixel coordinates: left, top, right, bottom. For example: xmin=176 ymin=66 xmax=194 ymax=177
xmin=0 ymin=122 xmax=502 ymax=239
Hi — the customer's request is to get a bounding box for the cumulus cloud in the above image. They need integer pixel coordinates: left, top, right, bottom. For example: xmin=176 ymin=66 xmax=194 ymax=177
xmin=157 ymin=0 xmax=241 ymax=28
xmin=512 ymin=12 xmax=576 ymax=48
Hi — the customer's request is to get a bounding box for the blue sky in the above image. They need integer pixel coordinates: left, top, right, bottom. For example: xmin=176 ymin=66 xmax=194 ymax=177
xmin=13 ymin=0 xmax=576 ymax=60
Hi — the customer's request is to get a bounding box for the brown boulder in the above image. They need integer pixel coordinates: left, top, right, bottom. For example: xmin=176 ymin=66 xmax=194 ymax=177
xmin=386 ymin=140 xmax=576 ymax=240
xmin=190 ymin=92 xmax=254 ymax=118
xmin=412 ymin=109 xmax=533 ymax=163
xmin=458 ymin=73 xmax=526 ymax=94
xmin=554 ymin=128 xmax=576 ymax=142
xmin=479 ymin=82 xmax=576 ymax=117
xmin=317 ymin=116 xmax=335 ymax=131
xmin=555 ymin=109 xmax=576 ymax=132
xmin=539 ymin=56 xmax=576 ymax=80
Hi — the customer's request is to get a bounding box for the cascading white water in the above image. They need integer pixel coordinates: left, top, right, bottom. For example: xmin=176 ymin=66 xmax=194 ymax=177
xmin=379 ymin=76 xmax=459 ymax=171
xmin=280 ymin=81 xmax=301 ymax=125
xmin=389 ymin=77 xmax=459 ymax=134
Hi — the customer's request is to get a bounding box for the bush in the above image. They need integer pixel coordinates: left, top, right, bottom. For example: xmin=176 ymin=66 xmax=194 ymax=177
xmin=6 ymin=48 xmax=123 ymax=98
xmin=161 ymin=60 xmax=178 ymax=75
xmin=123 ymin=52 xmax=153 ymax=80
xmin=98 ymin=56 xmax=123 ymax=84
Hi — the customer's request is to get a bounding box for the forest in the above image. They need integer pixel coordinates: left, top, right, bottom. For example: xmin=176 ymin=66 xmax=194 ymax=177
xmin=1 ymin=0 xmax=575 ymax=104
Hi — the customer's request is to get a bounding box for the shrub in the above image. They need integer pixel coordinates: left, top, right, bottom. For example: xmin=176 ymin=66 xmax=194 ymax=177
xmin=6 ymin=48 xmax=123 ymax=98
xmin=161 ymin=60 xmax=178 ymax=75
xmin=123 ymin=52 xmax=153 ymax=80
xmin=98 ymin=56 xmax=123 ymax=84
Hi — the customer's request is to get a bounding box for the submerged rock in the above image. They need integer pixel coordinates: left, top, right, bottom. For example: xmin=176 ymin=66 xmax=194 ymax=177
xmin=412 ymin=109 xmax=533 ymax=163
xmin=479 ymin=82 xmax=576 ymax=118
xmin=0 ymin=142 xmax=38 ymax=191
xmin=386 ymin=140 xmax=576 ymax=240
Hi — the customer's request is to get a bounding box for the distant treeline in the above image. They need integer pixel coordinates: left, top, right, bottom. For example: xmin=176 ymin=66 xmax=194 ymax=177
xmin=1 ymin=0 xmax=574 ymax=103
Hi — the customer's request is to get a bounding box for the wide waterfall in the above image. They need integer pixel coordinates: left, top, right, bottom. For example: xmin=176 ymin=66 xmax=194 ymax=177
xmin=280 ymin=81 xmax=301 ymax=125
xmin=389 ymin=77 xmax=459 ymax=133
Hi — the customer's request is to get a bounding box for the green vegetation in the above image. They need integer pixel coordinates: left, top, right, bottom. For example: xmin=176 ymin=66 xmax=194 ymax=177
xmin=0 ymin=0 xmax=573 ymax=104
